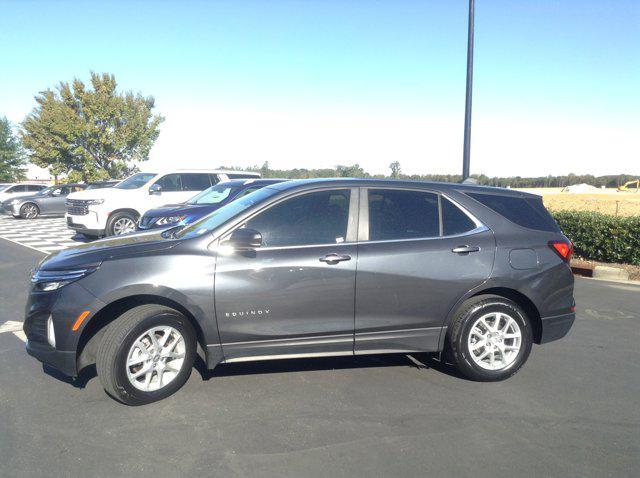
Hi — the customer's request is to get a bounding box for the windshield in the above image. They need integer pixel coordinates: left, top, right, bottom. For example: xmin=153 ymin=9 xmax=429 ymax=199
xmin=115 ymin=173 xmax=156 ymax=190
xmin=0 ymin=185 xmax=10 ymax=192
xmin=176 ymin=187 xmax=278 ymax=239
xmin=188 ymin=184 xmax=239 ymax=205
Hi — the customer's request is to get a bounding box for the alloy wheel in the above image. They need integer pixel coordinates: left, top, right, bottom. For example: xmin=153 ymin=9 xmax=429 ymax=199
xmin=23 ymin=204 xmax=38 ymax=219
xmin=113 ymin=217 xmax=136 ymax=235
xmin=125 ymin=326 xmax=186 ymax=392
xmin=467 ymin=312 xmax=522 ymax=371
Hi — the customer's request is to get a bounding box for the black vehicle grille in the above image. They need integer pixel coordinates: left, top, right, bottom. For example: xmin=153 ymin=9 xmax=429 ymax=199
xmin=66 ymin=199 xmax=89 ymax=216
xmin=24 ymin=313 xmax=48 ymax=344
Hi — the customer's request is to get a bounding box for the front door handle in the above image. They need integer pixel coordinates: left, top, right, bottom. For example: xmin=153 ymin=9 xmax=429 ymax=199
xmin=319 ymin=253 xmax=351 ymax=264
xmin=452 ymin=245 xmax=480 ymax=254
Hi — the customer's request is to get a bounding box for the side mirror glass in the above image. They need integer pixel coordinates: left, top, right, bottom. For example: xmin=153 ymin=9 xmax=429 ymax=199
xmin=149 ymin=184 xmax=162 ymax=195
xmin=51 ymin=189 xmax=62 ymax=197
xmin=226 ymin=228 xmax=262 ymax=250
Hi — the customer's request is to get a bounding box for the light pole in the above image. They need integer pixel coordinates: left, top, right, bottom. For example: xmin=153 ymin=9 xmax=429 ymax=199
xmin=462 ymin=0 xmax=475 ymax=181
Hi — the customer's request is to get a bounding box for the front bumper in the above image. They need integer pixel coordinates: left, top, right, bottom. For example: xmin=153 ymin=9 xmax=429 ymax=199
xmin=26 ymin=340 xmax=77 ymax=376
xmin=2 ymin=202 xmax=20 ymax=216
xmin=66 ymin=214 xmax=105 ymax=236
xmin=539 ymin=312 xmax=575 ymax=344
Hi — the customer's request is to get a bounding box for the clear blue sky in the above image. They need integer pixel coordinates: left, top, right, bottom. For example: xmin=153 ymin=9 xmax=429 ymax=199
xmin=1 ymin=0 xmax=638 ymax=177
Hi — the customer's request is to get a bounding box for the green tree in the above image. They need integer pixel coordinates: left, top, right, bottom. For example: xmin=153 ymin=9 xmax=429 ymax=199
xmin=0 ymin=116 xmax=27 ymax=181
xmin=21 ymin=72 xmax=164 ymax=182
xmin=389 ymin=161 xmax=401 ymax=179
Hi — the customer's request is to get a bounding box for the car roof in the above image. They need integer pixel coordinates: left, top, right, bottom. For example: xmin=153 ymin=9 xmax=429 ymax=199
xmin=150 ymin=169 xmax=261 ymax=175
xmin=265 ymin=178 xmax=539 ymax=198
xmin=216 ymin=178 xmax=286 ymax=188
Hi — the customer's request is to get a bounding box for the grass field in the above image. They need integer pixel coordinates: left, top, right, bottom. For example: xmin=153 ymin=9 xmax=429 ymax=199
xmin=518 ymin=188 xmax=640 ymax=216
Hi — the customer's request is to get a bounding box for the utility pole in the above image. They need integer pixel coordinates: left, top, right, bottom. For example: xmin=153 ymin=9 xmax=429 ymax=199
xmin=462 ymin=0 xmax=475 ymax=180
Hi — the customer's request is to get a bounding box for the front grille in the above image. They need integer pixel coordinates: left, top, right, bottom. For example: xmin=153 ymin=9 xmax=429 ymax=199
xmin=66 ymin=199 xmax=89 ymax=216
xmin=24 ymin=313 xmax=48 ymax=344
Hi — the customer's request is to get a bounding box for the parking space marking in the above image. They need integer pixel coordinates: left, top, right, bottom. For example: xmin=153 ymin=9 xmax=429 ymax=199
xmin=0 ymin=215 xmax=89 ymax=254
xmin=0 ymin=320 xmax=26 ymax=342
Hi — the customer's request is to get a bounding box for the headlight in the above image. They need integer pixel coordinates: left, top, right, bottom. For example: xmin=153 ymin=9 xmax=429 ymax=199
xmin=85 ymin=199 xmax=104 ymax=205
xmin=31 ymin=266 xmax=99 ymax=291
xmin=156 ymin=215 xmax=186 ymax=225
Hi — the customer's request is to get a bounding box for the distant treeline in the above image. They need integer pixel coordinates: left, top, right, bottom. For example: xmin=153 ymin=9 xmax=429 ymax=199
xmin=219 ymin=162 xmax=637 ymax=188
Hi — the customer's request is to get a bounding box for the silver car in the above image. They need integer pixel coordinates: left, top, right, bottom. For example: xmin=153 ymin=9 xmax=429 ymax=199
xmin=2 ymin=184 xmax=87 ymax=219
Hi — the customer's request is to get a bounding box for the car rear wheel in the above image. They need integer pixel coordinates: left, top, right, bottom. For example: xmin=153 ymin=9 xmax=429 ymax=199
xmin=96 ymin=305 xmax=197 ymax=405
xmin=20 ymin=203 xmax=39 ymax=219
xmin=106 ymin=211 xmax=138 ymax=236
xmin=447 ymin=295 xmax=532 ymax=381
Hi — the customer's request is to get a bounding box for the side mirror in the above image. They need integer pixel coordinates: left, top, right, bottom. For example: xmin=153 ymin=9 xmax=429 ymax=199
xmin=51 ymin=189 xmax=62 ymax=197
xmin=149 ymin=184 xmax=162 ymax=195
xmin=226 ymin=228 xmax=262 ymax=250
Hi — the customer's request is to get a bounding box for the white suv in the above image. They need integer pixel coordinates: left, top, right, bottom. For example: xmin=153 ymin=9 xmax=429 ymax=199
xmin=65 ymin=170 xmax=260 ymax=237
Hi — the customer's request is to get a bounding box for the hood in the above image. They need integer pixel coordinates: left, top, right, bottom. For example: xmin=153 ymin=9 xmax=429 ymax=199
xmin=145 ymin=203 xmax=220 ymax=217
xmin=67 ymin=187 xmax=120 ymax=200
xmin=39 ymin=230 xmax=179 ymax=271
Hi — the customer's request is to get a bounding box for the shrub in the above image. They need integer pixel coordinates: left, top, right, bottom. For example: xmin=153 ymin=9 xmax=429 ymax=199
xmin=552 ymin=211 xmax=640 ymax=265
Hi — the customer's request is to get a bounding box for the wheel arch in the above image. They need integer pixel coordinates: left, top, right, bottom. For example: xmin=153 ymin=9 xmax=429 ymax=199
xmin=76 ymin=294 xmax=208 ymax=373
xmin=441 ymin=286 xmax=543 ymax=347
xmin=109 ymin=208 xmax=141 ymax=219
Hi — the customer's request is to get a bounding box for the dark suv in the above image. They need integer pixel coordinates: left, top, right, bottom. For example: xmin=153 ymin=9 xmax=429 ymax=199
xmin=24 ymin=179 xmax=575 ymax=405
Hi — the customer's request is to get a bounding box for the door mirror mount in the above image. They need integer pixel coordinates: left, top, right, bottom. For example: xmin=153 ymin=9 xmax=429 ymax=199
xmin=226 ymin=228 xmax=262 ymax=250
xmin=149 ymin=184 xmax=162 ymax=195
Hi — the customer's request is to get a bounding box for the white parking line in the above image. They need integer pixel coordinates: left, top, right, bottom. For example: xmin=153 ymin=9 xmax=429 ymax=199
xmin=0 ymin=320 xmax=27 ymax=342
xmin=0 ymin=215 xmax=90 ymax=254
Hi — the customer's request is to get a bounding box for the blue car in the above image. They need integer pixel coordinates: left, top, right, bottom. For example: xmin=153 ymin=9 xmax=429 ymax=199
xmin=138 ymin=179 xmax=285 ymax=230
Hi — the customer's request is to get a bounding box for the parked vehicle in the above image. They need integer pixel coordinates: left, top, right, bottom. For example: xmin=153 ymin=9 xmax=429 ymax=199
xmin=618 ymin=179 xmax=639 ymax=192
xmin=86 ymin=180 xmax=121 ymax=190
xmin=138 ymin=179 xmax=285 ymax=230
xmin=2 ymin=184 xmax=87 ymax=219
xmin=25 ymin=179 xmax=575 ymax=405
xmin=0 ymin=183 xmax=47 ymax=203
xmin=65 ymin=170 xmax=260 ymax=238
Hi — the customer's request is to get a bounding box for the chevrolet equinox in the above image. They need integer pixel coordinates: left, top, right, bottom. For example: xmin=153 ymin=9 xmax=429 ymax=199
xmin=24 ymin=179 xmax=575 ymax=405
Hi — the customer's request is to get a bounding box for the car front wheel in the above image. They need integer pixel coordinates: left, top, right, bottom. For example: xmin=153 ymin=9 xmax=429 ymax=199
xmin=106 ymin=211 xmax=138 ymax=236
xmin=96 ymin=305 xmax=197 ymax=405
xmin=20 ymin=203 xmax=40 ymax=219
xmin=447 ymin=295 xmax=533 ymax=381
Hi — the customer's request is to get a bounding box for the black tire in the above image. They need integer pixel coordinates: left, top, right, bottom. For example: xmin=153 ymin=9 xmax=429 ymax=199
xmin=106 ymin=211 xmax=138 ymax=236
xmin=19 ymin=203 xmax=40 ymax=219
xmin=96 ymin=305 xmax=196 ymax=405
xmin=447 ymin=295 xmax=533 ymax=382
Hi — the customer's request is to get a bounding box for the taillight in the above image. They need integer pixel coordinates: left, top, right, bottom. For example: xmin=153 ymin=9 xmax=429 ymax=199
xmin=549 ymin=241 xmax=573 ymax=262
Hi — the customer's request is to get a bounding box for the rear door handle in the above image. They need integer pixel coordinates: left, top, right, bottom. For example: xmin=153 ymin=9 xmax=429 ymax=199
xmin=452 ymin=245 xmax=480 ymax=254
xmin=319 ymin=253 xmax=351 ymax=264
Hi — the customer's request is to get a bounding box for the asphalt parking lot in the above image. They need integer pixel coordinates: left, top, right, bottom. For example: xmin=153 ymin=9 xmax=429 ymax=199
xmin=1 ymin=237 xmax=639 ymax=477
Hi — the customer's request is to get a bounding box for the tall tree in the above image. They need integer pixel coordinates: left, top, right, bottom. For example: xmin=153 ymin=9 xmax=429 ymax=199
xmin=389 ymin=161 xmax=401 ymax=179
xmin=21 ymin=72 xmax=164 ymax=182
xmin=0 ymin=116 xmax=27 ymax=181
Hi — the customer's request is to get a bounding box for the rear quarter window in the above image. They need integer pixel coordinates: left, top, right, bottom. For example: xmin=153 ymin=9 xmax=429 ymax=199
xmin=466 ymin=192 xmax=560 ymax=232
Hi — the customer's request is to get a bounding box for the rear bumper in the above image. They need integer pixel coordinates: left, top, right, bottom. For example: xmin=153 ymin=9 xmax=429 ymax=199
xmin=26 ymin=340 xmax=77 ymax=377
xmin=539 ymin=312 xmax=575 ymax=344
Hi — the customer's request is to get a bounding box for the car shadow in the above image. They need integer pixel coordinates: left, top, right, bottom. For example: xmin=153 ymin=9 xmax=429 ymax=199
xmin=43 ymin=363 xmax=97 ymax=389
xmin=194 ymin=352 xmax=467 ymax=381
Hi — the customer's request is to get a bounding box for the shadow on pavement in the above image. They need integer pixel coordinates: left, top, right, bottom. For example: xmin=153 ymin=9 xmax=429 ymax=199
xmin=43 ymin=363 xmax=97 ymax=389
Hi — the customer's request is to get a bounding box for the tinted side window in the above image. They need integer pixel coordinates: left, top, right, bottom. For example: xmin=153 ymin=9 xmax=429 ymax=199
xmin=209 ymin=174 xmax=220 ymax=185
xmin=27 ymin=185 xmax=44 ymax=192
xmin=8 ymin=185 xmax=26 ymax=192
xmin=245 ymin=190 xmax=350 ymax=247
xmin=228 ymin=173 xmax=258 ymax=179
xmin=368 ymin=189 xmax=439 ymax=240
xmin=442 ymin=197 xmax=476 ymax=235
xmin=181 ymin=173 xmax=211 ymax=191
xmin=156 ymin=174 xmax=182 ymax=192
xmin=467 ymin=192 xmax=560 ymax=232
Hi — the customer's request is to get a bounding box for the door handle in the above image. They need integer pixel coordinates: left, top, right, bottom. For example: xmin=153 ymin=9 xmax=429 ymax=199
xmin=319 ymin=253 xmax=351 ymax=264
xmin=452 ymin=245 xmax=480 ymax=254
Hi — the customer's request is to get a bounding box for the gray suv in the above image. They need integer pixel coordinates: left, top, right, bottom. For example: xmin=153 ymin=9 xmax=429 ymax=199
xmin=24 ymin=179 xmax=575 ymax=405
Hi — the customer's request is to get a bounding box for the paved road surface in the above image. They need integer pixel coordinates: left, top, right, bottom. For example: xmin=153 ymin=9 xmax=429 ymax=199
xmin=0 ymin=238 xmax=638 ymax=477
